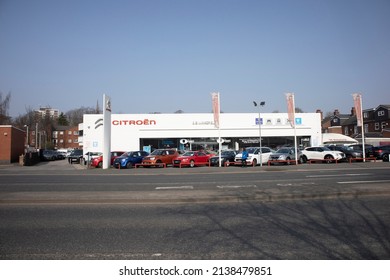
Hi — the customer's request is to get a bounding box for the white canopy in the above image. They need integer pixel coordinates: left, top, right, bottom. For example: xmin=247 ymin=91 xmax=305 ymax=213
xmin=322 ymin=133 xmax=358 ymax=145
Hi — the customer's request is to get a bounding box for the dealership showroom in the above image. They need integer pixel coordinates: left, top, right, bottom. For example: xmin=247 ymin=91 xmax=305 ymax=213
xmin=81 ymin=112 xmax=321 ymax=153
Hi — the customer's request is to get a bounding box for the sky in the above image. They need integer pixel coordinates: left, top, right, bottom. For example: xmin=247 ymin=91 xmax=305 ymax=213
xmin=1 ymin=0 xmax=389 ymax=118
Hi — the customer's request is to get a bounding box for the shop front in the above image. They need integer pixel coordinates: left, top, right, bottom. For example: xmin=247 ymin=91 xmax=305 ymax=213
xmin=82 ymin=113 xmax=322 ymax=154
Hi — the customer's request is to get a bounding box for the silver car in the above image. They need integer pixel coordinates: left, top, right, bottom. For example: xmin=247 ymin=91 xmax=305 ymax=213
xmin=268 ymin=147 xmax=303 ymax=165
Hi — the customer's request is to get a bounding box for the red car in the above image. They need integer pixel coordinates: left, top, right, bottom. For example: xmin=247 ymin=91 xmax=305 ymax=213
xmin=172 ymin=151 xmax=210 ymax=167
xmin=91 ymin=151 xmax=125 ymax=168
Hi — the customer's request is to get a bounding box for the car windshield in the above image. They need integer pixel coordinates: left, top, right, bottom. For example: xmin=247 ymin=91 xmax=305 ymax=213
xmin=221 ymin=151 xmax=234 ymax=156
xmin=122 ymin=152 xmax=133 ymax=157
xmin=183 ymin=152 xmax=195 ymax=156
xmin=246 ymin=148 xmax=258 ymax=154
xmin=151 ymin=150 xmax=166 ymax=155
xmin=276 ymin=148 xmax=293 ymax=154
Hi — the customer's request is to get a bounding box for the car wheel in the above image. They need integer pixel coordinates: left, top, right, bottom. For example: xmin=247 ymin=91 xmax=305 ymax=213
xmin=97 ymin=162 xmax=102 ymax=168
xmin=285 ymin=157 xmax=291 ymax=165
xmin=383 ymin=153 xmax=389 ymax=162
xmin=301 ymin=155 xmax=307 ymax=164
xmin=126 ymin=162 xmax=133 ymax=169
xmin=252 ymin=159 xmax=257 ymax=166
xmin=190 ymin=160 xmax=195 ymax=167
xmin=324 ymin=155 xmax=334 ymax=163
xmin=225 ymin=160 xmax=230 ymax=167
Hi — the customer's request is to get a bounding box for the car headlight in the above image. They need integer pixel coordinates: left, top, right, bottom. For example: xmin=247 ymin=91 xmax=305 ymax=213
xmin=149 ymin=157 xmax=155 ymax=160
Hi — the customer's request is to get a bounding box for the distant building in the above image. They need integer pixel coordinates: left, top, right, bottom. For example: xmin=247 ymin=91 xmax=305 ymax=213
xmin=52 ymin=126 xmax=80 ymax=150
xmin=319 ymin=104 xmax=390 ymax=145
xmin=320 ymin=108 xmax=356 ymax=134
xmin=35 ymin=107 xmax=60 ymax=119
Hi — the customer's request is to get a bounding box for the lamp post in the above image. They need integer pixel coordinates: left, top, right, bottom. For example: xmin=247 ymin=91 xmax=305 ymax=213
xmin=253 ymin=101 xmax=265 ymax=166
xmin=23 ymin=125 xmax=29 ymax=147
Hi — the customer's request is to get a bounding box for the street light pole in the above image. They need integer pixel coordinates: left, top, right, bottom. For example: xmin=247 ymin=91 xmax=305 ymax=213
xmin=253 ymin=101 xmax=265 ymax=166
xmin=23 ymin=125 xmax=29 ymax=148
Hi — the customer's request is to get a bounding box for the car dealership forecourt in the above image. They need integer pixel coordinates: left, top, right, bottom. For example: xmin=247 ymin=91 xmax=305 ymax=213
xmin=82 ymin=112 xmax=321 ymax=156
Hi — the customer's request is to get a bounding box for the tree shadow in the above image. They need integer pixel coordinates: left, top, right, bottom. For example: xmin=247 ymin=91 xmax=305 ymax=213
xmin=162 ymin=197 xmax=390 ymax=259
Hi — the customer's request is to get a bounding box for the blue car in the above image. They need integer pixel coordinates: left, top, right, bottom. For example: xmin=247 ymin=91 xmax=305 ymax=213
xmin=113 ymin=151 xmax=149 ymax=169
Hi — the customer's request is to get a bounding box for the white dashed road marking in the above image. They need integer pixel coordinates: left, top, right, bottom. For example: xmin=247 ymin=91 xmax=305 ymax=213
xmin=155 ymin=186 xmax=194 ymax=190
xmin=216 ymin=185 xmax=257 ymax=189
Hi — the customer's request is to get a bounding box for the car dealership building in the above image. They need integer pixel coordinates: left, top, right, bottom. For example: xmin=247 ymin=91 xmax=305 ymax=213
xmin=81 ymin=112 xmax=322 ymax=154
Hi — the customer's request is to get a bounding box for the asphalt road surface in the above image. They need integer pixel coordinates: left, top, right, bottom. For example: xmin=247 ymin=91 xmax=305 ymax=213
xmin=0 ymin=160 xmax=389 ymax=259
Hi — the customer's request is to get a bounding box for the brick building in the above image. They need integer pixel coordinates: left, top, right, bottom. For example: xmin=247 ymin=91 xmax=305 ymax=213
xmin=52 ymin=126 xmax=80 ymax=149
xmin=320 ymin=104 xmax=390 ymax=145
xmin=0 ymin=125 xmax=25 ymax=164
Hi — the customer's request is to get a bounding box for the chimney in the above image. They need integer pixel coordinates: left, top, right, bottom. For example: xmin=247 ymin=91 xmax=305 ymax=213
xmin=334 ymin=109 xmax=339 ymax=116
xmin=316 ymin=109 xmax=323 ymax=120
xmin=351 ymin=107 xmax=356 ymax=116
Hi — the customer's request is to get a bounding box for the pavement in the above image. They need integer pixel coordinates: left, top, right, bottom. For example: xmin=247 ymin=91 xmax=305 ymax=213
xmin=1 ymin=160 xmax=390 ymax=205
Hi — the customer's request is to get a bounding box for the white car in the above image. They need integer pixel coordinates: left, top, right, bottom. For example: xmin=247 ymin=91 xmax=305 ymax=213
xmin=235 ymin=147 xmax=273 ymax=166
xmin=301 ymin=147 xmax=345 ymax=163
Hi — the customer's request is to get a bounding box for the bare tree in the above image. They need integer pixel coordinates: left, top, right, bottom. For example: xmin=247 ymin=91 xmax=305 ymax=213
xmin=12 ymin=107 xmax=36 ymax=128
xmin=0 ymin=91 xmax=11 ymax=124
xmin=66 ymin=106 xmax=96 ymax=126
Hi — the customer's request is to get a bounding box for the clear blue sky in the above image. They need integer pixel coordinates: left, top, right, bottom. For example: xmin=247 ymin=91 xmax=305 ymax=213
xmin=1 ymin=0 xmax=389 ymax=117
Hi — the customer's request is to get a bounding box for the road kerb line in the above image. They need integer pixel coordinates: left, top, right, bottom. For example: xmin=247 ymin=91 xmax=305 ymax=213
xmin=337 ymin=180 xmax=390 ymax=184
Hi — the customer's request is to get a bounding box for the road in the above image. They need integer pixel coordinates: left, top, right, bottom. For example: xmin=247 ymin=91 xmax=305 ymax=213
xmin=0 ymin=160 xmax=389 ymax=259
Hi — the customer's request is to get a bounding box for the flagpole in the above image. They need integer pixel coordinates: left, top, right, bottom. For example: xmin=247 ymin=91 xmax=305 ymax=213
xmin=286 ymin=93 xmax=298 ymax=164
xmin=292 ymin=95 xmax=298 ymax=164
xmin=218 ymin=92 xmax=222 ymax=167
xmin=360 ymin=95 xmax=366 ymax=161
xmin=353 ymin=93 xmax=365 ymax=162
xmin=211 ymin=92 xmax=222 ymax=167
xmin=359 ymin=94 xmax=366 ymax=161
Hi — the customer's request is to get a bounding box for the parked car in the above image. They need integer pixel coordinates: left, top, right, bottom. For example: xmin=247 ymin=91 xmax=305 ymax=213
xmin=91 ymin=151 xmax=125 ymax=168
xmin=202 ymin=150 xmax=218 ymax=158
xmin=82 ymin=152 xmax=102 ymax=165
xmin=348 ymin=144 xmax=374 ymax=158
xmin=326 ymin=145 xmax=362 ymax=161
xmin=209 ymin=150 xmax=237 ymax=167
xmin=113 ymin=151 xmax=149 ymax=169
xmin=68 ymin=149 xmax=83 ymax=164
xmin=268 ymin=147 xmax=304 ymax=165
xmin=235 ymin=147 xmax=273 ymax=166
xmin=372 ymin=145 xmax=390 ymax=162
xmin=142 ymin=149 xmax=179 ymax=167
xmin=301 ymin=146 xmax=345 ymax=163
xmin=54 ymin=150 xmax=66 ymax=160
xmin=42 ymin=150 xmax=57 ymax=161
xmin=172 ymin=151 xmax=210 ymax=167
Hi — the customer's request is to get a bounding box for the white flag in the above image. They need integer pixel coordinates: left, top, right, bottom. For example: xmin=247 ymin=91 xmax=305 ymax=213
xmin=211 ymin=92 xmax=220 ymax=129
xmin=285 ymin=93 xmax=295 ymax=128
